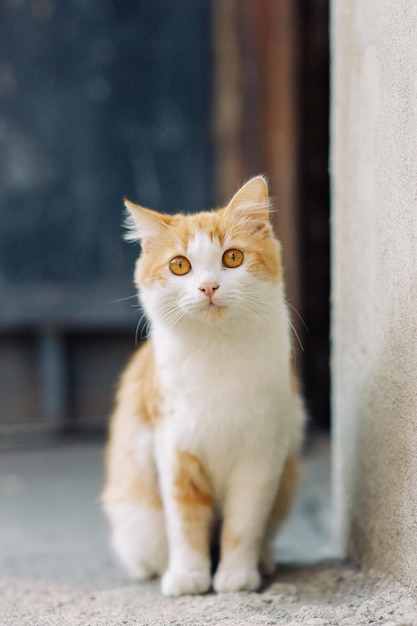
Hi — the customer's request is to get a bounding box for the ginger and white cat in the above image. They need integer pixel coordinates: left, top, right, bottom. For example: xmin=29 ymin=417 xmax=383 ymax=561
xmin=102 ymin=176 xmax=305 ymax=596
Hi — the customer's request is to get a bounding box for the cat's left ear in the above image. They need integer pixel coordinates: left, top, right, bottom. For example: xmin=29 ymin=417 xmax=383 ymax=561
xmin=123 ymin=199 xmax=170 ymax=244
xmin=225 ymin=175 xmax=271 ymax=227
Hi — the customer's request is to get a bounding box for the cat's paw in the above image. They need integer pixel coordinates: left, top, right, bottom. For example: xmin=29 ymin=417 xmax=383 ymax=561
xmin=161 ymin=568 xmax=211 ymax=597
xmin=213 ymin=566 xmax=261 ymax=593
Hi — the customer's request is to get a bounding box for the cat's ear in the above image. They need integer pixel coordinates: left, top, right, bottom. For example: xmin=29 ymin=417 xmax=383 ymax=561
xmin=123 ymin=199 xmax=170 ymax=244
xmin=226 ymin=175 xmax=270 ymax=225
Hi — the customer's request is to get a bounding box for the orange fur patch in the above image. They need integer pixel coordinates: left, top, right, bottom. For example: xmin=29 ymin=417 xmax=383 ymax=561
xmin=103 ymin=341 xmax=162 ymax=509
xmin=267 ymin=455 xmax=300 ymax=531
xmin=116 ymin=340 xmax=162 ymax=426
xmin=259 ymin=455 xmax=300 ymax=573
xmin=174 ymin=450 xmax=212 ymax=507
xmin=173 ymin=450 xmax=213 ymax=553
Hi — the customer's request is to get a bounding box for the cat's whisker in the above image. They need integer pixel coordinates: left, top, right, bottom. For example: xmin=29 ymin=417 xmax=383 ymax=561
xmin=289 ymin=320 xmax=304 ymax=352
xmin=144 ymin=318 xmax=152 ymax=339
xmin=107 ymin=293 xmax=138 ymax=305
xmin=135 ymin=320 xmax=141 ymax=345
xmin=158 ymin=303 xmax=189 ymax=329
xmin=287 ymin=302 xmax=308 ymax=332
xmin=135 ymin=312 xmax=151 ymax=344
xmin=246 ymin=310 xmax=271 ymax=328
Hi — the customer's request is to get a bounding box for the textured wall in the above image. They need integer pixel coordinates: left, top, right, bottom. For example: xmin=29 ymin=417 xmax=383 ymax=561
xmin=331 ymin=0 xmax=417 ymax=587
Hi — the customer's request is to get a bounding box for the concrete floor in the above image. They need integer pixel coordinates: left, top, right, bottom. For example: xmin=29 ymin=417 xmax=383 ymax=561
xmin=1 ymin=437 xmax=416 ymax=625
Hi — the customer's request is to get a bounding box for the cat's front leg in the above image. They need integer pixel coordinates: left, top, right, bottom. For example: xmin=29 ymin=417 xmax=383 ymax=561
xmin=159 ymin=448 xmax=213 ymax=597
xmin=213 ymin=460 xmax=283 ymax=593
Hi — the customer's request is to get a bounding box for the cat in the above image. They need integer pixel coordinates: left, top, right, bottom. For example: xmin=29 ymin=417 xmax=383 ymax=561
xmin=102 ymin=175 xmax=306 ymax=596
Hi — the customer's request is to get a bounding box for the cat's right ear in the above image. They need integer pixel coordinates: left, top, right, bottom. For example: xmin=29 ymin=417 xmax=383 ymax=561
xmin=123 ymin=199 xmax=170 ymax=244
xmin=225 ymin=175 xmax=271 ymax=226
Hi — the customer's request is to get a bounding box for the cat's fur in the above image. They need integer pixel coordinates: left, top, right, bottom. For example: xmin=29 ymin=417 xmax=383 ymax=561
xmin=102 ymin=176 xmax=306 ymax=596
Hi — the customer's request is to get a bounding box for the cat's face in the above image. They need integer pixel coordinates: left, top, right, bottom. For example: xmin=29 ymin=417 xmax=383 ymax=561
xmin=125 ymin=177 xmax=282 ymax=326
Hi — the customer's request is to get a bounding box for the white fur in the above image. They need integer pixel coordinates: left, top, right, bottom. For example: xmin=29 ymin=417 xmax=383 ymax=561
xmin=133 ymin=231 xmax=305 ymax=595
xmin=104 ymin=502 xmax=167 ymax=579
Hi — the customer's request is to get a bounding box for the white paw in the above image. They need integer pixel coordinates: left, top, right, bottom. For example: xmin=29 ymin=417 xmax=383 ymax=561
xmin=161 ymin=568 xmax=211 ymax=597
xmin=213 ymin=566 xmax=261 ymax=593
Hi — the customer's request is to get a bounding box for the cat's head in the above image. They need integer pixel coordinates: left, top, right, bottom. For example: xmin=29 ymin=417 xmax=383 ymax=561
xmin=124 ymin=176 xmax=283 ymax=327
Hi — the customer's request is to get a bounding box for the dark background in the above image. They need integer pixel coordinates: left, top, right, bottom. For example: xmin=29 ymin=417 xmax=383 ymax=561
xmin=0 ymin=0 xmax=329 ymax=440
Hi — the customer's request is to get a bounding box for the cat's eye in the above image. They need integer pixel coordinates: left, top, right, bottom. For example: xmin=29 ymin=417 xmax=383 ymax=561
xmin=222 ymin=249 xmax=244 ymax=268
xmin=170 ymin=256 xmax=192 ymax=276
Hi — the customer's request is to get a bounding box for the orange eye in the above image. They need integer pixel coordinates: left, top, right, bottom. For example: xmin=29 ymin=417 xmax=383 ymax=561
xmin=222 ymin=249 xmax=244 ymax=268
xmin=169 ymin=256 xmax=191 ymax=276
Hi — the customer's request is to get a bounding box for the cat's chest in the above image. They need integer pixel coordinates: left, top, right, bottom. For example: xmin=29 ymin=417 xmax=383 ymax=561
xmin=159 ymin=330 xmax=283 ymax=398
xmin=155 ymin=328 xmax=290 ymax=440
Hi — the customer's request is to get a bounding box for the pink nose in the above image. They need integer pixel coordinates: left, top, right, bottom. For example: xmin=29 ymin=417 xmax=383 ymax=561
xmin=199 ymin=282 xmax=219 ymax=299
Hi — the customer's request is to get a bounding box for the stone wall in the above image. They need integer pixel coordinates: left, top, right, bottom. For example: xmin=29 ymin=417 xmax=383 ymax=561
xmin=331 ymin=0 xmax=417 ymax=587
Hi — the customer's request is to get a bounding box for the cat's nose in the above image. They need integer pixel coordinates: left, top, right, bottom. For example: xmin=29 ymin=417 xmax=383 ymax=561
xmin=199 ymin=282 xmax=219 ymax=299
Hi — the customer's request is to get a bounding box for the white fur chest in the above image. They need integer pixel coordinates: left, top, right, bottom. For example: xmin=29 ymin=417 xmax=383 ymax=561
xmin=152 ymin=302 xmax=297 ymax=498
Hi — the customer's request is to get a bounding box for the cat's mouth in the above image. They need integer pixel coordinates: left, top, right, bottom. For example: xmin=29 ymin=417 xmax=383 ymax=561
xmin=179 ymin=293 xmax=230 ymax=321
xmin=193 ymin=298 xmax=227 ymax=319
xmin=207 ymin=300 xmax=230 ymax=319
xmin=205 ymin=305 xmax=226 ymax=320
